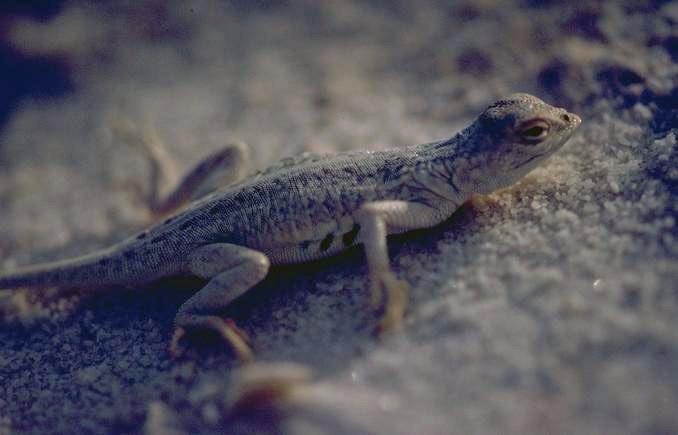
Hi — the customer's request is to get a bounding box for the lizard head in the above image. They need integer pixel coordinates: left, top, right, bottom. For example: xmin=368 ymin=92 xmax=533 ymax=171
xmin=461 ymin=93 xmax=580 ymax=194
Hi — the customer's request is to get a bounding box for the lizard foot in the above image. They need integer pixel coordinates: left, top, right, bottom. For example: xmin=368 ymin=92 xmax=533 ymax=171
xmin=109 ymin=114 xmax=178 ymax=220
xmin=226 ymin=362 xmax=313 ymax=417
xmin=169 ymin=316 xmax=254 ymax=363
xmin=370 ymin=271 xmax=409 ymax=335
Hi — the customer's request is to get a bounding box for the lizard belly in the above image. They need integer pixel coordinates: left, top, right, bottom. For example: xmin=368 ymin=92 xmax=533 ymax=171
xmin=261 ymin=213 xmax=363 ymax=265
xmin=264 ymin=240 xmax=355 ymax=264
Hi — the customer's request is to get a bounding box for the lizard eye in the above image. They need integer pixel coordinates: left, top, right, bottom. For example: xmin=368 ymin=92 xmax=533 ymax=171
xmin=519 ymin=120 xmax=550 ymax=143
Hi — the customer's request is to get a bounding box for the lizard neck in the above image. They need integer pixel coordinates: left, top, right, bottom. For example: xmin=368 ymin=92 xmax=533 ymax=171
xmin=406 ymin=132 xmax=476 ymax=204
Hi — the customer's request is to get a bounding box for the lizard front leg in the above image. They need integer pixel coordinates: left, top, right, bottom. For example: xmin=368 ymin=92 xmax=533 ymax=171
xmin=355 ymin=201 xmax=441 ymax=334
xmin=112 ymin=117 xmax=250 ymax=218
xmin=171 ymin=243 xmax=270 ymax=362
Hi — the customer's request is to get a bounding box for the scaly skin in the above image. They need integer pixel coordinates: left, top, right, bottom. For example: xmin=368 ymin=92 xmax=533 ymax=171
xmin=0 ymin=93 xmax=581 ymax=360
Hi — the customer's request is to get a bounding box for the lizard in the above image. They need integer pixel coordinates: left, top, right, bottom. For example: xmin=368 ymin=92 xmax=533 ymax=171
xmin=0 ymin=93 xmax=581 ymax=361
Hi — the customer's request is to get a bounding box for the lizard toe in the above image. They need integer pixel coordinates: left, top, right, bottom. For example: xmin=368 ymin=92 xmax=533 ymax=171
xmin=168 ymin=327 xmax=187 ymax=358
xmin=173 ymin=314 xmax=255 ymax=363
xmin=375 ymin=275 xmax=409 ymax=335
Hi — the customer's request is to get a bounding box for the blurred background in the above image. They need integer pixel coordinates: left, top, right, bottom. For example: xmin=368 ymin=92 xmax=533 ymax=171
xmin=0 ymin=1 xmax=676 ymax=434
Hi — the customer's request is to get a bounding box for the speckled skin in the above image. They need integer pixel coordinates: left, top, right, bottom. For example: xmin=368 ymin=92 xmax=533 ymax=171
xmin=0 ymin=93 xmax=580 ymax=356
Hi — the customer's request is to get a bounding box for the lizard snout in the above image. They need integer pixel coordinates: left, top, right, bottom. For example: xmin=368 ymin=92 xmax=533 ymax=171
xmin=559 ymin=110 xmax=581 ymax=128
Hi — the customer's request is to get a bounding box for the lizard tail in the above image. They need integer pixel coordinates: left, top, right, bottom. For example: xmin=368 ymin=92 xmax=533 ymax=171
xmin=0 ymin=244 xmax=175 ymax=290
xmin=0 ymin=258 xmax=104 ymax=290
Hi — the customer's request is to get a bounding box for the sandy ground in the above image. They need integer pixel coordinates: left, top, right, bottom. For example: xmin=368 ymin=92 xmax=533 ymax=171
xmin=0 ymin=1 xmax=676 ymax=434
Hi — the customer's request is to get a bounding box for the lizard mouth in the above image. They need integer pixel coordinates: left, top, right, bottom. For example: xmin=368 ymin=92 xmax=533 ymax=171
xmin=514 ymin=151 xmax=547 ymax=169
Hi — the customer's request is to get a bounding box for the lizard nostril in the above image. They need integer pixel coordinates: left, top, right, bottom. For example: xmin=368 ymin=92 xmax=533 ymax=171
xmin=561 ymin=113 xmax=571 ymax=123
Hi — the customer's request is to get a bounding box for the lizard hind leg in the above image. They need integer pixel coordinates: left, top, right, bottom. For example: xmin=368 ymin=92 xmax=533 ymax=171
xmin=171 ymin=243 xmax=270 ymax=362
xmin=111 ymin=116 xmax=250 ymax=219
xmin=158 ymin=141 xmax=251 ymax=215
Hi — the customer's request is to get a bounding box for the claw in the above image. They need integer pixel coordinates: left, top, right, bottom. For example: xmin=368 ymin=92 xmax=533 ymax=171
xmin=225 ymin=318 xmax=251 ymax=344
xmin=212 ymin=317 xmax=255 ymax=363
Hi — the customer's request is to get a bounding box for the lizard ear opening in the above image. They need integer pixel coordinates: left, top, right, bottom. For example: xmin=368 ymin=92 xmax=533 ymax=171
xmin=518 ymin=119 xmax=550 ymax=144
